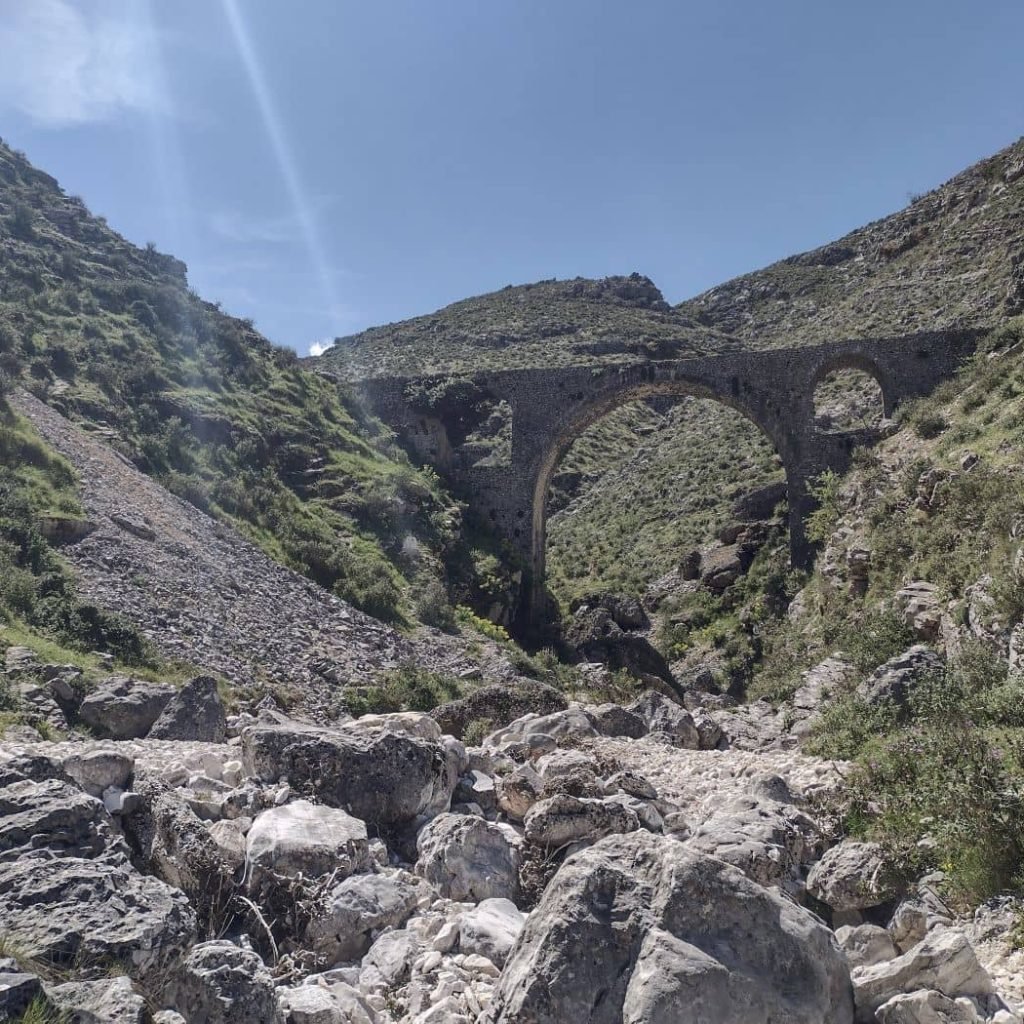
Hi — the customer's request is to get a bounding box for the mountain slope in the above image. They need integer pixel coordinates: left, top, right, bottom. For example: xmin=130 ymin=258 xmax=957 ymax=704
xmin=317 ymin=273 xmax=741 ymax=380
xmin=678 ymin=138 xmax=1024 ymax=345
xmin=315 ymin=139 xmax=1024 ymax=617
xmin=0 ymin=138 xmax=461 ymax=624
xmin=9 ymin=387 xmax=523 ymax=712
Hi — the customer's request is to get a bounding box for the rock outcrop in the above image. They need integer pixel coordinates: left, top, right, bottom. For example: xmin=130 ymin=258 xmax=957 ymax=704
xmin=484 ymin=830 xmax=855 ymax=1023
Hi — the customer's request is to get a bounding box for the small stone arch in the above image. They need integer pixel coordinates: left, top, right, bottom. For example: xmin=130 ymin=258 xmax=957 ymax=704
xmin=527 ymin=378 xmax=795 ymax=616
xmin=809 ymin=352 xmax=895 ymax=420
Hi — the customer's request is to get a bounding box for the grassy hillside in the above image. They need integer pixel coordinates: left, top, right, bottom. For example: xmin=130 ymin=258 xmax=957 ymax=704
xmin=0 ymin=138 xmax=465 ymax=625
xmin=745 ymin=315 xmax=1024 ymax=906
xmin=546 ymin=399 xmax=783 ymax=607
xmin=0 ymin=379 xmax=165 ymax=730
xmin=678 ymin=138 xmax=1024 ymax=346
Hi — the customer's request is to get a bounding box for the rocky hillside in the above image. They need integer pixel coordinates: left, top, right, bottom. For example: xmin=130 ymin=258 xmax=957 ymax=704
xmin=7 ymin=387 xmax=530 ymax=714
xmin=4 ymin=134 xmax=1024 ymax=1024
xmin=317 ymin=274 xmax=740 ymax=380
xmin=1 ymin=655 xmax=1022 ymax=1021
xmin=678 ymin=138 xmax=1024 ymax=346
xmin=0 ymin=138 xmax=470 ymax=626
xmin=316 ymin=138 xmax=1024 ymax=617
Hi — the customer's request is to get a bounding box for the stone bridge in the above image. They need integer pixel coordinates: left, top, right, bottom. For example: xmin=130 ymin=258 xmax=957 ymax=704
xmin=354 ymin=330 xmax=979 ymax=626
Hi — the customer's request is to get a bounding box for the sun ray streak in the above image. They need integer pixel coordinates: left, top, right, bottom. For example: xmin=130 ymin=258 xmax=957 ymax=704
xmin=219 ymin=0 xmax=343 ymax=330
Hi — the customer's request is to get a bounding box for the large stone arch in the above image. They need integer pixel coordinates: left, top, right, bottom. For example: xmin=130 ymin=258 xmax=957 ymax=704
xmin=347 ymin=328 xmax=981 ymax=631
xmin=527 ymin=376 xmax=796 ymax=619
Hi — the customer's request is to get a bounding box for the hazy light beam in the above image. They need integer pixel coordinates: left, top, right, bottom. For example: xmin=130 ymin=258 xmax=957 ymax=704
xmin=220 ymin=0 xmax=344 ymax=330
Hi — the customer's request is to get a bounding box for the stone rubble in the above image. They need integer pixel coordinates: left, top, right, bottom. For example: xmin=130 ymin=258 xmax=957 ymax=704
xmin=1 ymin=660 xmax=1022 ymax=1023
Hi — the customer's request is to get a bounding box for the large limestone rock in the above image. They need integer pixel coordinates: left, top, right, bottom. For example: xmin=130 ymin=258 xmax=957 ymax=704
xmin=61 ymin=748 xmax=134 ymax=798
xmin=361 ymin=928 xmax=419 ymax=989
xmin=431 ymin=680 xmax=568 ymax=740
xmin=807 ymin=839 xmax=901 ymax=911
xmin=565 ymin=596 xmax=676 ymax=689
xmin=685 ymin=793 xmax=819 ymax=889
xmin=45 ymin=976 xmax=147 ymax=1023
xmin=0 ymin=968 xmax=43 ymax=1019
xmin=851 ymin=930 xmax=994 ymax=1021
xmin=0 ymin=777 xmax=115 ymax=857
xmin=458 ymin=898 xmax=526 ymax=968
xmin=895 ymin=583 xmax=945 ymax=641
xmin=0 ymin=854 xmax=195 ymax=972
xmin=415 ymin=813 xmax=522 ymax=902
xmin=166 ymin=941 xmax=283 ymax=1024
xmin=523 ymin=793 xmax=639 ymax=848
xmin=588 ymin=703 xmax=648 ymax=739
xmin=701 ymin=544 xmax=744 ymax=593
xmin=789 ymin=655 xmax=855 ymax=739
xmin=484 ymin=830 xmax=853 ymax=1023
xmin=496 ymin=763 xmax=544 ymax=822
xmin=242 ymin=722 xmax=455 ymax=829
xmin=247 ymin=800 xmax=369 ymax=882
xmin=279 ymin=982 xmax=380 ymax=1024
xmin=858 ymin=646 xmax=945 ymax=710
xmin=305 ymin=871 xmax=430 ymax=962
xmin=874 ymin=989 xmax=981 ymax=1023
xmin=486 ymin=708 xmax=598 ymax=749
xmin=837 ymin=923 xmax=900 ymax=969
xmin=121 ymin=780 xmax=238 ymax=938
xmin=147 ymin=675 xmax=227 ymax=742
xmin=348 ymin=711 xmax=442 ymax=742
xmin=627 ymin=691 xmax=700 ymax=748
xmin=79 ymin=677 xmax=174 ymax=739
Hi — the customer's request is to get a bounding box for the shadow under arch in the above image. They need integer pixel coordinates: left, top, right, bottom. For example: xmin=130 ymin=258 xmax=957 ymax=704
xmin=527 ymin=377 xmax=795 ymax=619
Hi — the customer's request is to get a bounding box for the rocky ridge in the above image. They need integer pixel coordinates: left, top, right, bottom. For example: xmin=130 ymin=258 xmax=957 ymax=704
xmin=678 ymin=137 xmax=1024 ymax=347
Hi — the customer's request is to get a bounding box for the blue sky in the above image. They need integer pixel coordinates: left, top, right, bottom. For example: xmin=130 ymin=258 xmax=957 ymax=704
xmin=1 ymin=1 xmax=1022 ymax=354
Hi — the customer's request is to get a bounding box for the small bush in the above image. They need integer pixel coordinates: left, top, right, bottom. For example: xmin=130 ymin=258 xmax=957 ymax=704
xmin=463 ymin=717 xmax=496 ymax=745
xmin=819 ymin=641 xmax=1024 ymax=905
xmin=826 ymin=609 xmax=918 ymax=675
xmin=912 ymin=409 xmax=949 ymax=439
xmin=455 ymin=604 xmax=511 ymax=643
xmin=412 ymin=576 xmax=456 ymax=631
xmin=347 ymin=664 xmax=463 ymax=715
xmin=806 ymin=469 xmax=841 ymax=543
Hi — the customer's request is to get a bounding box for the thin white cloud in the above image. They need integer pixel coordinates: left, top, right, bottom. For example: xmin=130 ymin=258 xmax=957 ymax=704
xmin=308 ymin=340 xmax=333 ymax=357
xmin=0 ymin=0 xmax=166 ymax=126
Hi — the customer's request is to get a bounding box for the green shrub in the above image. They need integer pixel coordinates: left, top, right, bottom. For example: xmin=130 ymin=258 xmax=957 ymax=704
xmin=463 ymin=718 xmax=496 ymax=745
xmin=0 ymin=418 xmax=153 ymax=665
xmin=347 ymin=664 xmax=463 ymax=715
xmin=825 ymin=609 xmax=918 ymax=675
xmin=805 ymin=469 xmax=841 ymax=544
xmin=816 ymin=641 xmax=1024 ymax=905
xmin=840 ymin=722 xmax=1024 ymax=906
xmin=455 ymin=604 xmax=511 ymax=643
xmin=412 ymin=576 xmax=456 ymax=631
xmin=911 ymin=409 xmax=949 ymax=439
